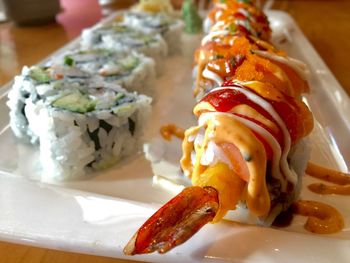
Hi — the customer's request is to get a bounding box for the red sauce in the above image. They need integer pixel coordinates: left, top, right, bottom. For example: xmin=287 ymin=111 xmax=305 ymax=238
xmin=236 ymin=24 xmax=251 ymax=36
xmin=201 ymin=86 xmax=310 ymax=144
xmin=233 ymin=12 xmax=246 ymax=20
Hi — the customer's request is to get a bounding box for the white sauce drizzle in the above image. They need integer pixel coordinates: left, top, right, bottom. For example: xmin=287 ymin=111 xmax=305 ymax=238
xmin=210 ymin=20 xmax=228 ymax=33
xmin=211 ymin=85 xmax=297 ymax=186
xmin=252 ymin=50 xmax=309 ymax=81
xmin=235 ymin=19 xmax=257 ymax=37
xmin=201 ymin=30 xmax=230 ymax=45
xmin=237 ymin=8 xmax=256 ymax=23
xmin=203 ymin=17 xmax=213 ymax=34
xmin=202 ymin=67 xmax=224 ymax=86
xmin=215 ymin=10 xmax=222 ymax=21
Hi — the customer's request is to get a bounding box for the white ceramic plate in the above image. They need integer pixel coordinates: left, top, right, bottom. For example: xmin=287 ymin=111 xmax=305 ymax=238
xmin=0 ymin=10 xmax=350 ymax=263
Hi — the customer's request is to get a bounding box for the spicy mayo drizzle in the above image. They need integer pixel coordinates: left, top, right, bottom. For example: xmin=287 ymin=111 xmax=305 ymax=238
xmin=306 ymin=162 xmax=350 ymax=195
xmin=292 ymin=200 xmax=344 ymax=234
xmin=160 ymin=124 xmax=185 ymax=141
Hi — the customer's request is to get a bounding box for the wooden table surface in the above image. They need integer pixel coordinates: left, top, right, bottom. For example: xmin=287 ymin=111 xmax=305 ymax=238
xmin=0 ymin=0 xmax=349 ymax=262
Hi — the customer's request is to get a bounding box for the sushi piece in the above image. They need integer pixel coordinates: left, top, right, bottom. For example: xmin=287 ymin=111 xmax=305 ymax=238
xmin=7 ymin=65 xmax=152 ymax=181
xmin=8 ymin=65 xmax=92 ymax=143
xmin=203 ymin=0 xmax=271 ymax=39
xmin=81 ymin=23 xmax=168 ymax=75
xmin=123 ymin=11 xmax=184 ymax=54
xmin=52 ymin=49 xmax=155 ymax=95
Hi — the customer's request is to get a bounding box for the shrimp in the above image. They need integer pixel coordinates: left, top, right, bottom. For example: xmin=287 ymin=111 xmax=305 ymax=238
xmin=124 ymin=186 xmax=219 ymax=255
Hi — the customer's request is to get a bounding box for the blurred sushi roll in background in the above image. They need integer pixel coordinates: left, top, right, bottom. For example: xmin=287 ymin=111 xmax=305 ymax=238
xmin=52 ymin=49 xmax=156 ymax=95
xmin=7 ymin=65 xmax=152 ymax=181
xmin=81 ymin=23 xmax=168 ymax=75
xmin=123 ymin=12 xmax=184 ymax=54
xmin=203 ymin=0 xmax=271 ymax=40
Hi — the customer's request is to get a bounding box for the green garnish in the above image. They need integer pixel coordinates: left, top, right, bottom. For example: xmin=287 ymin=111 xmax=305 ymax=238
xmin=115 ymin=93 xmax=126 ymax=102
xmin=64 ymin=56 xmax=75 ymax=66
xmin=52 ymin=91 xmax=95 ymax=113
xmin=182 ymin=0 xmax=203 ymax=34
xmin=214 ymin=54 xmax=225 ymax=59
xmin=29 ymin=67 xmax=51 ymax=83
xmin=227 ymin=23 xmax=236 ymax=32
xmin=112 ymin=103 xmax=134 ymax=114
xmin=237 ymin=0 xmax=252 ymax=4
xmin=111 ymin=24 xmax=130 ymax=33
xmin=53 ymin=81 xmax=62 ymax=89
xmin=77 ymin=49 xmax=110 ymax=56
xmin=119 ymin=57 xmax=139 ymax=71
xmin=140 ymin=34 xmax=156 ymax=45
xmin=230 ymin=57 xmax=237 ymax=68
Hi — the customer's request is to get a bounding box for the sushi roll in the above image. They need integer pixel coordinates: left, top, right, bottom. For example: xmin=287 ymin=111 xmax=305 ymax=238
xmin=52 ymin=49 xmax=155 ymax=95
xmin=7 ymin=65 xmax=92 ymax=143
xmin=81 ymin=23 xmax=168 ymax=75
xmin=203 ymin=0 xmax=271 ymax=40
xmin=123 ymin=11 xmax=184 ymax=54
xmin=7 ymin=65 xmax=152 ymax=181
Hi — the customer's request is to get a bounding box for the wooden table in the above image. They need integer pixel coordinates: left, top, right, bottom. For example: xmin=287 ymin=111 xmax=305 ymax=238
xmin=0 ymin=0 xmax=349 ymax=262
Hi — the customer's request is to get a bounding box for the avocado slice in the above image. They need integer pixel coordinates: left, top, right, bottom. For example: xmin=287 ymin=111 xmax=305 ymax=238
xmin=52 ymin=91 xmax=96 ymax=113
xmin=29 ymin=67 xmax=52 ymax=83
xmin=119 ymin=56 xmax=140 ymax=71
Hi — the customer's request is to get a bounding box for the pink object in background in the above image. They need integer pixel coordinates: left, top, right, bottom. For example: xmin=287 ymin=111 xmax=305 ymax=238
xmin=57 ymin=0 xmax=102 ymax=39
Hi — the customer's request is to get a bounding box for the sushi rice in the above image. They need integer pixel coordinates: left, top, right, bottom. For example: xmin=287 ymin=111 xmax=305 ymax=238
xmin=7 ymin=65 xmax=152 ymax=181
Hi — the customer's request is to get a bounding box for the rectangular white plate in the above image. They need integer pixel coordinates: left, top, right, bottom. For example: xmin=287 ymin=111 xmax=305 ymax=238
xmin=0 ymin=10 xmax=350 ymax=263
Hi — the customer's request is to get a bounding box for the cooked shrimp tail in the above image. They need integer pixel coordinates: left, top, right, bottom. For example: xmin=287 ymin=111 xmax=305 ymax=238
xmin=123 ymin=186 xmax=219 ymax=255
